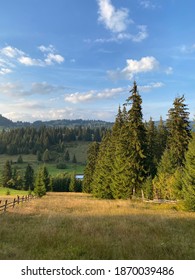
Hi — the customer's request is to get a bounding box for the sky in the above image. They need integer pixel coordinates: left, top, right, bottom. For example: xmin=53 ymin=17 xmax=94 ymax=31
xmin=0 ymin=0 xmax=195 ymax=122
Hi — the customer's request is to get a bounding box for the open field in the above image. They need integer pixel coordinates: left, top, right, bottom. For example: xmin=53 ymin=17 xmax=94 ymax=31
xmin=0 ymin=152 xmax=86 ymax=186
xmin=0 ymin=192 xmax=195 ymax=260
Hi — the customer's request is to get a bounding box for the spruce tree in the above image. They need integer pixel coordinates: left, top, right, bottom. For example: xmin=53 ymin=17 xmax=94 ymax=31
xmin=92 ymin=132 xmax=113 ymax=199
xmin=145 ymin=117 xmax=158 ymax=178
xmin=110 ymin=105 xmax=131 ymax=198
xmin=166 ymin=95 xmax=191 ymax=167
xmin=72 ymin=154 xmax=77 ymax=164
xmin=34 ymin=167 xmax=46 ymax=197
xmin=42 ymin=165 xmax=50 ymax=192
xmin=64 ymin=150 xmax=70 ymax=161
xmin=2 ymin=160 xmax=12 ymax=187
xmin=24 ymin=164 xmax=34 ymax=191
xmin=83 ymin=141 xmax=99 ymax=193
xmin=182 ymin=133 xmax=195 ymax=211
xmin=123 ymin=81 xmax=147 ymax=196
xmin=153 ymin=96 xmax=191 ymax=199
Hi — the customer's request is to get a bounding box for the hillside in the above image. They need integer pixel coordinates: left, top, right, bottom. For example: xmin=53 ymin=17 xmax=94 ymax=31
xmin=0 ymin=114 xmax=14 ymax=127
xmin=0 ymin=114 xmax=113 ymax=129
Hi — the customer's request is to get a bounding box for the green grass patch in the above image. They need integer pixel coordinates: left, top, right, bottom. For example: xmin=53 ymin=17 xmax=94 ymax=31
xmin=0 ymin=187 xmax=29 ymax=197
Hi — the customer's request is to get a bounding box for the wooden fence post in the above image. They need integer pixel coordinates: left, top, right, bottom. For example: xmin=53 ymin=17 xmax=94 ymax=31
xmin=13 ymin=198 xmax=16 ymax=208
xmin=17 ymin=195 xmax=20 ymax=204
xmin=4 ymin=200 xmax=8 ymax=212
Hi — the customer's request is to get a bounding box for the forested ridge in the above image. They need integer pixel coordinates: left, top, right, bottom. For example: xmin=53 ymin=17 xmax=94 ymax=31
xmin=83 ymin=82 xmax=195 ymax=211
xmin=0 ymin=125 xmax=107 ymax=155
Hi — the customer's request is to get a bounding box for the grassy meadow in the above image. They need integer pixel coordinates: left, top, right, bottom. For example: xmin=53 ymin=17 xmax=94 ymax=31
xmin=0 ymin=192 xmax=195 ymax=260
xmin=0 ymin=141 xmax=89 ymax=185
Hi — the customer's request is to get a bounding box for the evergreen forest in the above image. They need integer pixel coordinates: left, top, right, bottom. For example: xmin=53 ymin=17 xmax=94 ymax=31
xmin=83 ymin=82 xmax=195 ymax=211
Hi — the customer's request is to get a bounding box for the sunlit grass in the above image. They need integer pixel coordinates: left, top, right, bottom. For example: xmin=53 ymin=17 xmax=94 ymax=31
xmin=0 ymin=192 xmax=194 ymax=260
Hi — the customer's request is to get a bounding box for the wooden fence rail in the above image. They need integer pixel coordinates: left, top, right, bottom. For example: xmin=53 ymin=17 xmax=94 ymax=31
xmin=0 ymin=195 xmax=36 ymax=214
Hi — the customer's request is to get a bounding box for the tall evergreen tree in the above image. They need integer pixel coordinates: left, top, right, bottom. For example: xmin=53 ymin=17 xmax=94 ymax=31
xmin=182 ymin=133 xmax=195 ymax=211
xmin=92 ymin=132 xmax=113 ymax=199
xmin=145 ymin=117 xmax=158 ymax=178
xmin=34 ymin=167 xmax=46 ymax=197
xmin=110 ymin=105 xmax=131 ymax=198
xmin=41 ymin=165 xmax=50 ymax=192
xmin=122 ymin=81 xmax=147 ymax=196
xmin=83 ymin=141 xmax=99 ymax=193
xmin=166 ymin=95 xmax=191 ymax=167
xmin=24 ymin=164 xmax=34 ymax=191
xmin=153 ymin=95 xmax=191 ymax=199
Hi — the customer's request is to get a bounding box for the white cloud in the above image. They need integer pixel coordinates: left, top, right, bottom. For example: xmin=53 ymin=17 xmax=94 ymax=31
xmin=0 ymin=68 xmax=12 ymax=75
xmin=108 ymin=56 xmax=159 ymax=80
xmin=97 ymin=0 xmax=130 ymax=33
xmin=64 ymin=87 xmax=126 ymax=103
xmin=123 ymin=56 xmax=159 ymax=76
xmin=38 ymin=44 xmax=55 ymax=53
xmin=95 ymin=25 xmax=148 ymax=43
xmin=0 ymin=46 xmax=24 ymax=58
xmin=130 ymin=25 xmax=148 ymax=42
xmin=138 ymin=82 xmax=164 ymax=92
xmin=140 ymin=1 xmax=157 ymax=9
xmin=45 ymin=53 xmax=64 ymax=65
xmin=0 ymin=44 xmax=64 ymax=73
xmin=18 ymin=56 xmax=44 ymax=66
xmin=96 ymin=0 xmax=148 ymax=43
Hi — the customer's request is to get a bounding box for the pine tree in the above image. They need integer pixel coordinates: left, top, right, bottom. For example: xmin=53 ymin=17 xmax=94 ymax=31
xmin=72 ymin=154 xmax=77 ymax=164
xmin=34 ymin=167 xmax=46 ymax=197
xmin=153 ymin=96 xmax=191 ymax=199
xmin=166 ymin=95 xmax=191 ymax=167
xmin=110 ymin=106 xmax=131 ymax=198
xmin=2 ymin=160 xmax=12 ymax=187
xmin=92 ymin=132 xmax=113 ymax=199
xmin=83 ymin=141 xmax=99 ymax=193
xmin=17 ymin=155 xmax=23 ymax=164
xmin=122 ymin=81 xmax=147 ymax=196
xmin=24 ymin=164 xmax=34 ymax=191
xmin=182 ymin=133 xmax=195 ymax=211
xmin=42 ymin=165 xmax=50 ymax=192
xmin=64 ymin=150 xmax=70 ymax=161
xmin=145 ymin=117 xmax=158 ymax=178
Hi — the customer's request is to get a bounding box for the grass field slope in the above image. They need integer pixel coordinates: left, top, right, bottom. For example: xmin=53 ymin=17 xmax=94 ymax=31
xmin=0 ymin=192 xmax=194 ymax=260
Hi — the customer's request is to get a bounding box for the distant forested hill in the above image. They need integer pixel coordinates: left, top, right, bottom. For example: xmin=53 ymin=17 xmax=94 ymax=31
xmin=0 ymin=115 xmax=114 ymax=129
xmin=0 ymin=114 xmax=14 ymax=127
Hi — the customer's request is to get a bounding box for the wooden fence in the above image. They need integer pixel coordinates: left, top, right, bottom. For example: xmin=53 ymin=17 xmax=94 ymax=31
xmin=0 ymin=195 xmax=36 ymax=214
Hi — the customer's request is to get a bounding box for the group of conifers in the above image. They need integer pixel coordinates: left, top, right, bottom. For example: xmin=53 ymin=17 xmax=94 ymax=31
xmin=83 ymin=82 xmax=195 ymax=211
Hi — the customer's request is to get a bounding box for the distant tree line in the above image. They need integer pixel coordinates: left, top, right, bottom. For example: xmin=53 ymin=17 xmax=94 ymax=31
xmin=83 ymin=82 xmax=195 ymax=211
xmin=0 ymin=126 xmax=107 ymax=155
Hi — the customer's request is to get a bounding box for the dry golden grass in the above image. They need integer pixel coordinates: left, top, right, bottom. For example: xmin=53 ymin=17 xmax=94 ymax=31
xmin=0 ymin=192 xmax=195 ymax=260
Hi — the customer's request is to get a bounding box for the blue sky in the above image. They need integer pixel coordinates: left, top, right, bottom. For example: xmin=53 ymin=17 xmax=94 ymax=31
xmin=0 ymin=0 xmax=195 ymax=122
